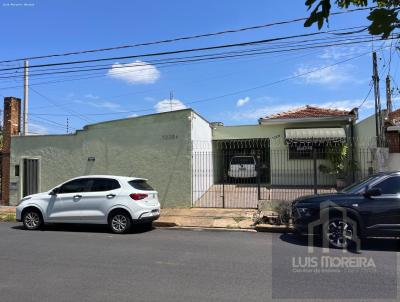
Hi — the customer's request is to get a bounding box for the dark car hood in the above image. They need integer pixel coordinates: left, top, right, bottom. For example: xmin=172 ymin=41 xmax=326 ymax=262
xmin=293 ymin=192 xmax=355 ymax=205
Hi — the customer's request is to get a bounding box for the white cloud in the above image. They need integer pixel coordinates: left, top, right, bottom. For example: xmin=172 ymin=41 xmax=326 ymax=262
xmin=107 ymin=60 xmax=160 ymax=84
xmin=228 ymin=98 xmax=375 ymax=121
xmin=154 ymin=99 xmax=187 ymax=113
xmin=319 ymin=46 xmax=364 ymax=60
xmin=229 ymin=104 xmax=296 ymax=121
xmin=74 ymin=94 xmax=122 ymax=112
xmin=236 ymin=96 xmax=250 ymax=107
xmin=128 ymin=113 xmax=138 ymax=118
xmin=294 ymin=64 xmax=355 ymax=85
xmin=28 ymin=122 xmax=48 ymax=135
xmin=316 ymin=99 xmax=374 ymax=111
xmin=84 ymin=93 xmax=100 ymax=100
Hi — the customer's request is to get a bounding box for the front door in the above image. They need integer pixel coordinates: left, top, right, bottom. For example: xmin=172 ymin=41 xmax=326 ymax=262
xmin=22 ymin=158 xmax=39 ymax=197
xmin=361 ymin=176 xmax=400 ymax=235
xmin=47 ymin=178 xmax=92 ymax=222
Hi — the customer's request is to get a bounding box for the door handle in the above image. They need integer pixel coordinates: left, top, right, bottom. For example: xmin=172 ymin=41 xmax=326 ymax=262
xmin=73 ymin=194 xmax=82 ymax=199
xmin=106 ymin=194 xmax=116 ymax=199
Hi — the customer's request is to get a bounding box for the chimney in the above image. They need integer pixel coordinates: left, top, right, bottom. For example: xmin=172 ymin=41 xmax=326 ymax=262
xmin=1 ymin=97 xmax=21 ymax=205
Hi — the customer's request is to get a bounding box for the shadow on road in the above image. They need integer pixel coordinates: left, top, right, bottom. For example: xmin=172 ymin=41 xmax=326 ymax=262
xmin=279 ymin=233 xmax=400 ymax=252
xmin=11 ymin=223 xmax=154 ymax=234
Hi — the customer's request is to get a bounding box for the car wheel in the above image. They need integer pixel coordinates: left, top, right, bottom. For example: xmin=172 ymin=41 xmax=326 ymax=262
xmin=22 ymin=209 xmax=43 ymax=230
xmin=109 ymin=212 xmax=132 ymax=234
xmin=323 ymin=217 xmax=356 ymax=249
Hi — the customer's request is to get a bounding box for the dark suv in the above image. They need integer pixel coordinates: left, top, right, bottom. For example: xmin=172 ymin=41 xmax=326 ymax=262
xmin=292 ymin=172 xmax=400 ymax=248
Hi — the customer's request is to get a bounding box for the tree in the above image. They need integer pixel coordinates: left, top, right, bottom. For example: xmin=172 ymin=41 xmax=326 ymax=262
xmin=304 ymin=0 xmax=400 ymax=38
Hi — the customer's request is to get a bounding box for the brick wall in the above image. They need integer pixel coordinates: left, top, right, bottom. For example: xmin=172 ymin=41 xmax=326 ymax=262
xmin=386 ymin=132 xmax=400 ymax=153
xmin=1 ymin=97 xmax=21 ymax=205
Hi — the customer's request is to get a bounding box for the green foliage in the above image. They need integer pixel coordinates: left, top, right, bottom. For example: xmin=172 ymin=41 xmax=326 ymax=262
xmin=304 ymin=0 xmax=400 ymax=39
xmin=318 ymin=144 xmax=358 ymax=178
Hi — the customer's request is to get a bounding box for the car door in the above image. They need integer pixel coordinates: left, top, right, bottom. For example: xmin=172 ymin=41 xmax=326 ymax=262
xmin=47 ymin=178 xmax=92 ymax=223
xmin=77 ymin=178 xmax=122 ymax=223
xmin=360 ymin=176 xmax=400 ymax=235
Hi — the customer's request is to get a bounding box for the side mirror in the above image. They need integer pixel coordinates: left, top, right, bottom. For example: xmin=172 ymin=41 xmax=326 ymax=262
xmin=49 ymin=187 xmax=60 ymax=195
xmin=364 ymin=187 xmax=381 ymax=197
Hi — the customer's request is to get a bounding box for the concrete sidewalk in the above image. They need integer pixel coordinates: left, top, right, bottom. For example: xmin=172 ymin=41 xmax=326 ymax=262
xmin=154 ymin=208 xmax=255 ymax=229
xmin=0 ymin=206 xmax=256 ymax=229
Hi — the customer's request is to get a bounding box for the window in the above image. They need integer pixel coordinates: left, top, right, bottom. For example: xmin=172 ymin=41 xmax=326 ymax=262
xmin=58 ymin=179 xmax=91 ymax=194
xmin=90 ymin=178 xmax=120 ymax=192
xmin=288 ymin=143 xmax=327 ymax=160
xmin=372 ymin=176 xmax=400 ymax=195
xmin=128 ymin=180 xmax=154 ymax=191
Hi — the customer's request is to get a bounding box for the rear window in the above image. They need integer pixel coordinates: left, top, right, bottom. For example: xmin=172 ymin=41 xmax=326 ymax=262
xmin=90 ymin=178 xmax=121 ymax=192
xmin=128 ymin=180 xmax=154 ymax=191
xmin=230 ymin=157 xmax=255 ymax=165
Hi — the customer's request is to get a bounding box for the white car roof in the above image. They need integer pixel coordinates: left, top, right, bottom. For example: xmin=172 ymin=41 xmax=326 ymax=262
xmin=69 ymin=175 xmax=147 ymax=182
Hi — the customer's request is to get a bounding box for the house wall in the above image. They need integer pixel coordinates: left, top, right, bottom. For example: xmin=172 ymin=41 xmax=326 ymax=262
xmin=10 ymin=109 xmax=194 ymax=207
xmin=213 ymin=121 xmax=350 ymax=186
xmin=191 ymin=112 xmax=213 ymax=203
xmin=353 ymin=114 xmax=381 ymax=178
xmin=354 ymin=114 xmax=377 ymax=148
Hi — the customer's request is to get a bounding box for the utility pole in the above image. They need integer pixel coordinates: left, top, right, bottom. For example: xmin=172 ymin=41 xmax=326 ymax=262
xmin=386 ymin=75 xmax=392 ymax=113
xmin=169 ymin=91 xmax=173 ymax=111
xmin=23 ymin=60 xmax=29 ymax=135
xmin=66 ymin=117 xmax=69 ymax=134
xmin=372 ymin=52 xmax=383 ymax=147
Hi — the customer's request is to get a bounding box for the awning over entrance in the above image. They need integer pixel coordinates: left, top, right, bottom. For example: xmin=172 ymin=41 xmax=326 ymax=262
xmin=285 ymin=128 xmax=346 ymax=140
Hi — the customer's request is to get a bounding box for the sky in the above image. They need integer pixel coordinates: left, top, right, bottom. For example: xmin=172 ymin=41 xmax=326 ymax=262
xmin=0 ymin=0 xmax=399 ymax=134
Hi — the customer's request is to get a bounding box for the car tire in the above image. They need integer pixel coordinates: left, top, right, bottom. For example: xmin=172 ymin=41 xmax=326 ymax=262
xmin=22 ymin=209 xmax=43 ymax=230
xmin=323 ymin=216 xmax=357 ymax=249
xmin=109 ymin=211 xmax=132 ymax=234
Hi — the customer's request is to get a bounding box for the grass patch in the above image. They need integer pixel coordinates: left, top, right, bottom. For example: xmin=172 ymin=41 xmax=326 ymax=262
xmin=0 ymin=214 xmax=16 ymax=222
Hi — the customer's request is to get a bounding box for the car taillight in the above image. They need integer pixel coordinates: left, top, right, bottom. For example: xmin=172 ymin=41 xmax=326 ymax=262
xmin=129 ymin=193 xmax=148 ymax=200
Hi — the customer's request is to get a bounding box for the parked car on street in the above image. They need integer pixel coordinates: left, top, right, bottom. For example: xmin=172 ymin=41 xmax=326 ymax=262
xmin=292 ymin=171 xmax=400 ymax=248
xmin=228 ymin=156 xmax=257 ymax=179
xmin=16 ymin=175 xmax=160 ymax=233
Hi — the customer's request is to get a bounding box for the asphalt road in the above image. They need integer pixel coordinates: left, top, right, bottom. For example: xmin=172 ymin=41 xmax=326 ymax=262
xmin=0 ymin=222 xmax=399 ymax=302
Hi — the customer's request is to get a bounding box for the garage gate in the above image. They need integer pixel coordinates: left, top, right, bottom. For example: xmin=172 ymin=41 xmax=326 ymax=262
xmin=191 ymin=139 xmax=270 ymax=208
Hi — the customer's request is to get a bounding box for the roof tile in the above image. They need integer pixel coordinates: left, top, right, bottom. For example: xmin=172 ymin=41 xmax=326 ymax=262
xmin=263 ymin=105 xmax=352 ymax=120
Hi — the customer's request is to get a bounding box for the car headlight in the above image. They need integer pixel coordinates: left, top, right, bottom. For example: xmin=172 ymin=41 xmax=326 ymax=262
xmin=297 ymin=207 xmax=312 ymax=217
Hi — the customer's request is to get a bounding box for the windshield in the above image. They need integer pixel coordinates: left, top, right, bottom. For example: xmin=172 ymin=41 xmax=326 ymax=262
xmin=341 ymin=175 xmax=381 ymax=193
xmin=230 ymin=156 xmax=255 ymax=165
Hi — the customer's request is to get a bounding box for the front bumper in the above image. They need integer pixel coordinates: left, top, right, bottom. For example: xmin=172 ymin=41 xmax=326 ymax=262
xmin=15 ymin=207 xmax=22 ymax=222
xmin=292 ymin=206 xmax=320 ymax=235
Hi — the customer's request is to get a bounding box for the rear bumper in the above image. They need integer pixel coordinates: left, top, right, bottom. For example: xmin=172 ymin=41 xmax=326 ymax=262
xmin=134 ymin=213 xmax=160 ymax=224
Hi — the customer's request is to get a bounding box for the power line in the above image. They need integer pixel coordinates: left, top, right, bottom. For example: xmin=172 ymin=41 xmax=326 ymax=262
xmin=0 ymin=35 xmax=389 ymax=90
xmin=28 ymin=48 xmax=375 ymax=118
xmin=0 ymin=7 xmax=373 ymax=64
xmin=357 ymin=80 xmax=374 ymax=110
xmin=0 ymin=26 xmax=369 ymax=73
xmin=29 ymin=87 xmax=93 ymax=123
xmin=0 ymin=33 xmax=372 ymax=79
xmin=0 ymin=34 xmax=374 ymax=80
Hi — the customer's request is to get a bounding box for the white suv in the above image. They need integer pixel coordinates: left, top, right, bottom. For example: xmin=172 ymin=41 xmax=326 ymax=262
xmin=16 ymin=175 xmax=160 ymax=234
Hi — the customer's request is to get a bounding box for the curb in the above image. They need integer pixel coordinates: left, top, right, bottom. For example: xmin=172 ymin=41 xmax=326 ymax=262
xmin=255 ymin=224 xmax=294 ymax=233
xmin=155 ymin=225 xmax=257 ymax=232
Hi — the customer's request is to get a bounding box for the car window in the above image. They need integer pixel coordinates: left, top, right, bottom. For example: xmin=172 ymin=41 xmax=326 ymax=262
xmin=341 ymin=175 xmax=381 ymax=193
xmin=372 ymin=176 xmax=400 ymax=195
xmin=89 ymin=178 xmax=121 ymax=192
xmin=230 ymin=157 xmax=255 ymax=165
xmin=58 ymin=179 xmax=91 ymax=194
xmin=128 ymin=180 xmax=154 ymax=191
